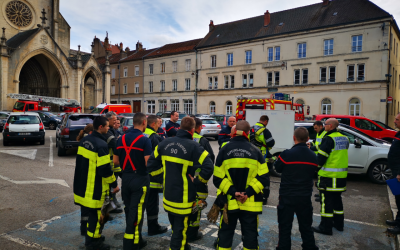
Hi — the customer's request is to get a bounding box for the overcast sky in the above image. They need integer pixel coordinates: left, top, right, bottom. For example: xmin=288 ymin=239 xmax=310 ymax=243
xmin=60 ymin=0 xmax=400 ymax=52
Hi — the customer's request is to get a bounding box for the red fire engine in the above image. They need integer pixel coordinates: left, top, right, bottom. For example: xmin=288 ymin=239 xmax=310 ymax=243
xmin=7 ymin=94 xmax=82 ymax=113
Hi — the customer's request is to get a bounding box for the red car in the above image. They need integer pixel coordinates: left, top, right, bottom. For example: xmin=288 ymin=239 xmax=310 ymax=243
xmin=314 ymin=115 xmax=396 ymax=143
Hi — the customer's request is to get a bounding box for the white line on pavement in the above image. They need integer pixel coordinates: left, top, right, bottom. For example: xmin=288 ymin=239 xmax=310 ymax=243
xmin=48 ymin=136 xmax=53 ymax=167
xmin=0 ymin=234 xmax=53 ymax=250
xmin=0 ymin=175 xmax=69 ymax=188
xmin=234 ymin=242 xmax=243 ymax=250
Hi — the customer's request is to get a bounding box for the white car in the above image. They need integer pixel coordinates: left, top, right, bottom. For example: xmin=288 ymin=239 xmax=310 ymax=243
xmin=199 ymin=118 xmax=221 ymax=139
xmin=2 ymin=112 xmax=45 ymax=146
xmin=269 ymin=122 xmax=391 ymax=184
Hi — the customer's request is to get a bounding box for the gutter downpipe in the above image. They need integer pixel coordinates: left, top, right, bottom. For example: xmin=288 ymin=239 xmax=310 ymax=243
xmin=142 ymin=57 xmax=145 ymax=113
xmin=195 ymin=49 xmax=198 ymax=115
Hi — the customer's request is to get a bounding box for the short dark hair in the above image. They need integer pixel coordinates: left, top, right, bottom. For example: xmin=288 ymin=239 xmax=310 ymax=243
xmin=313 ymin=121 xmax=324 ymax=127
xmin=236 ymin=120 xmax=250 ymax=133
xmin=133 ymin=112 xmax=147 ymax=126
xmin=260 ymin=115 xmax=269 ymax=122
xmin=181 ymin=117 xmax=195 ymax=131
xmin=294 ymin=127 xmax=309 ymax=143
xmin=147 ymin=115 xmax=158 ymax=126
xmin=189 ymin=115 xmax=196 ymax=118
xmin=93 ymin=116 xmax=108 ymax=130
xmin=171 ymin=111 xmax=178 ymax=117
xmin=194 ymin=118 xmax=202 ymax=129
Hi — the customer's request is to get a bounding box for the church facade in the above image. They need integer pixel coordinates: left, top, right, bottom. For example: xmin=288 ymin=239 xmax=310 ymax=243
xmin=0 ymin=0 xmax=110 ymax=112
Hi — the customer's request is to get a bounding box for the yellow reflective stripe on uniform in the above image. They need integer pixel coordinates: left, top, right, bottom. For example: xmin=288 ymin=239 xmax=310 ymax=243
xmin=218 ymin=247 xmax=232 ymax=250
xmin=219 ymin=178 xmax=233 ymax=194
xmin=321 ymin=213 xmax=334 ymax=217
xmin=163 ymin=198 xmax=193 ymax=209
xmin=249 ymin=178 xmax=264 ymax=194
xmin=214 ymin=166 xmax=225 ymax=179
xmin=163 ymin=204 xmax=192 ymax=215
xmin=87 ymin=210 xmax=102 ymax=238
xmin=154 ymin=146 xmax=159 ymax=158
xmin=257 ymin=162 xmax=269 ymax=176
xmin=181 ymin=216 xmax=189 ymax=250
xmin=150 ymin=182 xmax=163 ymax=189
xmin=111 ymin=166 xmax=122 ymax=172
xmin=243 ymin=247 xmax=259 ymax=250
xmin=103 ymin=173 xmax=116 ymax=184
xmin=77 ymin=146 xmax=97 ymax=161
xmin=326 ymin=187 xmax=346 ymax=192
xmin=74 ymin=194 xmax=104 ymax=209
xmin=124 ymin=233 xmax=134 ymax=239
xmin=321 ymin=193 xmax=326 ymax=215
xmin=227 ymin=199 xmax=263 ymax=213
xmin=162 ymin=156 xmax=193 ymax=166
xmin=97 ymin=155 xmax=110 ymax=167
xmin=135 ymin=186 xmax=147 ymax=244
xmin=197 ymin=192 xmax=208 ymax=199
xmin=317 ymin=149 xmax=329 ymax=157
xmin=334 ymin=210 xmax=344 ymax=215
xmin=150 ymin=168 xmax=163 ymax=176
xmin=181 ymin=162 xmax=189 ymax=204
xmin=197 ymin=175 xmax=208 ymax=184
xmin=198 ymin=151 xmax=209 ymax=165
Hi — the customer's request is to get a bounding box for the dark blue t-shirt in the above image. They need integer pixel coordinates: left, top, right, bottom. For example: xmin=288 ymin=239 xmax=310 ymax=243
xmin=116 ymin=128 xmax=152 ymax=175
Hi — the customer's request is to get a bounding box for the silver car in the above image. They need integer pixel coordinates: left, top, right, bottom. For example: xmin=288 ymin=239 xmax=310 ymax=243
xmin=199 ymin=118 xmax=221 ymax=139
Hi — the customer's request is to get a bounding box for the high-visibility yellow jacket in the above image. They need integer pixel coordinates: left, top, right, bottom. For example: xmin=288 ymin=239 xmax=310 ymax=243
xmin=144 ymin=127 xmax=163 ymax=190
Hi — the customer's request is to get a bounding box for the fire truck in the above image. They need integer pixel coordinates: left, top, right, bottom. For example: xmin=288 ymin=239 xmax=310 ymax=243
xmin=236 ymin=93 xmax=310 ymax=121
xmin=7 ymin=94 xmax=82 ymax=113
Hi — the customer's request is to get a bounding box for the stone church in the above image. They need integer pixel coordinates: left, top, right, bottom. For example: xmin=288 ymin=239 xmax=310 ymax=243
xmin=0 ymin=0 xmax=111 ymax=111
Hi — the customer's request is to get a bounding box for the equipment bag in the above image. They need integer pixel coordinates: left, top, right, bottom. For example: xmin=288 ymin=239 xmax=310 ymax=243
xmin=249 ymin=127 xmax=265 ymax=148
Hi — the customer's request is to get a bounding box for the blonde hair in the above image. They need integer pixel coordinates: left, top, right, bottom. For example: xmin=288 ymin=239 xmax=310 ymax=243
xmin=77 ymin=124 xmax=94 ymax=142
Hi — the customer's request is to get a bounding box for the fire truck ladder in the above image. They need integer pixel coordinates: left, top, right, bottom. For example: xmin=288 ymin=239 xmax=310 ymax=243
xmin=7 ymin=93 xmax=81 ymax=107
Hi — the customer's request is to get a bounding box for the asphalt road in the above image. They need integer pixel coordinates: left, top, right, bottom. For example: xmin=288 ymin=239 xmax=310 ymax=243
xmin=0 ymin=131 xmax=395 ymax=249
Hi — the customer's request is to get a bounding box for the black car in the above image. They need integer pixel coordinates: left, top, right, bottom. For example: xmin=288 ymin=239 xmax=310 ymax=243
xmin=34 ymin=111 xmax=62 ymax=130
xmin=0 ymin=111 xmax=9 ymax=132
xmin=56 ymin=113 xmax=100 ymax=156
xmin=210 ymin=114 xmax=232 ymax=130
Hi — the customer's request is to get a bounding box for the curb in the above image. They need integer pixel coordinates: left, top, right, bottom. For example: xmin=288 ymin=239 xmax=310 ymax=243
xmin=387 ymin=185 xmax=400 ymax=250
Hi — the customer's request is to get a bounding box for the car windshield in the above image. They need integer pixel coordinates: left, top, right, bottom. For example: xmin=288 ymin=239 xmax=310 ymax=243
xmin=126 ymin=118 xmax=133 ymax=126
xmin=91 ymin=108 xmax=103 ymax=114
xmin=13 ymin=102 xmax=25 ymax=111
xmin=42 ymin=112 xmax=55 ymax=117
xmin=69 ymin=115 xmax=96 ymax=126
xmin=340 ymin=125 xmax=389 ymax=144
xmin=179 ymin=114 xmax=187 ymax=119
xmin=8 ymin=115 xmax=40 ymax=124
xmin=374 ymin=120 xmax=395 ymax=130
xmin=202 ymin=119 xmax=218 ymax=124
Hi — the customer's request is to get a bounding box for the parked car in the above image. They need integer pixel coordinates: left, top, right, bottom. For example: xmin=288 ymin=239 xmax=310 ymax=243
xmin=314 ymin=115 xmax=397 ymax=143
xmin=0 ymin=111 xmax=9 ymax=132
xmin=373 ymin=119 xmax=395 ymax=131
xmin=161 ymin=118 xmax=181 ymax=133
xmin=211 ymin=114 xmax=232 ymax=130
xmin=91 ymin=103 xmax=132 ymax=115
xmin=56 ymin=113 xmax=100 ymax=156
xmin=159 ymin=111 xmax=187 ymax=119
xmin=2 ymin=112 xmax=45 ymax=146
xmin=199 ymin=118 xmax=221 ymax=139
xmin=33 ymin=111 xmax=62 ymax=130
xmin=269 ymin=122 xmax=391 ymax=184
xmin=119 ymin=116 xmax=134 ymax=133
xmin=119 ymin=113 xmax=136 ymax=117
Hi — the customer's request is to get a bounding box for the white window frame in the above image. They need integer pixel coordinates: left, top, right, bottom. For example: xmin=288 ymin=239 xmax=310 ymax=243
xmin=208 ymin=77 xmax=213 ymax=90
xmin=210 ymin=101 xmax=216 ymax=115
xmin=172 ymin=80 xmax=178 ymax=91
xmin=171 ymin=99 xmax=179 ymax=111
xmin=227 ymin=53 xmax=233 ymax=66
xmin=324 ymin=39 xmax=334 ymax=56
xmin=329 ymin=66 xmax=336 ymax=83
xmin=357 ymin=64 xmax=365 ymax=82
xmin=211 ymin=55 xmax=216 ymax=68
xmin=184 ymin=99 xmax=193 ymax=114
xmin=298 ymin=43 xmax=307 ymax=58
xmin=274 ymin=72 xmax=280 ymax=86
xmin=214 ymin=76 xmax=218 ymax=89
xmin=149 ymin=64 xmax=154 ymax=75
xmin=226 ymin=101 xmax=233 ymax=115
xmin=160 ymin=80 xmax=165 ymax=92
xmin=242 ymin=74 xmax=247 ymax=88
xmin=267 ymin=72 xmax=273 ymax=86
xmin=347 ymin=65 xmax=355 ymax=82
xmin=123 ymin=83 xmax=128 ymax=94
xmin=172 ymin=61 xmax=177 ymax=72
xmin=185 ymin=79 xmax=191 ymax=91
xmin=147 ymin=100 xmax=155 ymax=114
xmin=159 ymin=100 xmax=167 ymax=113
xmin=275 ymin=46 xmax=281 ymax=61
xmin=149 ymin=81 xmax=153 ymax=93
xmin=249 ymin=73 xmax=254 ymax=88
xmin=124 ymin=67 xmax=128 ymax=77
xmin=230 ymin=75 xmax=235 ymax=89
xmin=111 ymin=85 xmax=115 ymax=95
xmin=224 ymin=76 xmax=229 ymax=89
xmin=320 ymin=67 xmax=327 ymax=83
xmin=135 ymin=83 xmax=139 ymax=93
xmin=352 ymin=35 xmax=363 ymax=52
xmin=321 ymin=99 xmax=332 ymax=115
xmin=246 ymin=50 xmax=252 ymax=64
xmin=135 ymin=66 xmax=139 ymax=76
xmin=185 ymin=59 xmax=191 ymax=71
xmin=349 ymin=98 xmax=361 ymax=116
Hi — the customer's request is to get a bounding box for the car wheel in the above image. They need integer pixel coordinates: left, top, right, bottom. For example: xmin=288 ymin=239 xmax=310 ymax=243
xmin=367 ymin=160 xmax=391 ymax=184
xmin=57 ymin=142 xmax=66 ymax=156
xmin=268 ymin=153 xmax=281 ymax=177
xmin=40 ymin=139 xmax=45 ymax=145
xmin=49 ymin=122 xmax=56 ymax=130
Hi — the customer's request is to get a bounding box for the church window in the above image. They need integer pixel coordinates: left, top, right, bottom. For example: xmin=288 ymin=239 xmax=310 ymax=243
xmin=6 ymin=1 xmax=33 ymax=27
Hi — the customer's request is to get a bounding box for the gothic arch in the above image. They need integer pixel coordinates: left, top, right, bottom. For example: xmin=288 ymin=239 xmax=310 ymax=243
xmin=82 ymin=66 xmax=103 ymax=111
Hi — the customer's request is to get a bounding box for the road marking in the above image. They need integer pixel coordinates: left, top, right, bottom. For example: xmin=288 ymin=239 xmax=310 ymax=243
xmin=162 ymin=236 xmax=214 ymax=250
xmin=48 ymin=136 xmax=53 ymax=167
xmin=234 ymin=242 xmax=243 ymax=250
xmin=0 ymin=175 xmax=69 ymax=188
xmin=25 ymin=216 xmax=61 ymax=232
xmin=0 ymin=149 xmax=37 ymax=159
xmin=0 ymin=234 xmax=53 ymax=249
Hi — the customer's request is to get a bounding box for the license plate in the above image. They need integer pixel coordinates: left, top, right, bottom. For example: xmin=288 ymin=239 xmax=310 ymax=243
xmin=19 ymin=133 xmax=31 ymax=135
xmin=208 ymin=130 xmax=214 ymax=133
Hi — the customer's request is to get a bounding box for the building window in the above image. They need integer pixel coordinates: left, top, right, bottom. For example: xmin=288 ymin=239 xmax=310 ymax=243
xmin=111 ymin=85 xmax=115 ymax=95
xmin=357 ymin=64 xmax=365 ymax=82
xmin=349 ymin=98 xmax=360 ymax=116
xmin=185 ymin=59 xmax=191 ymax=71
xmin=320 ymin=67 xmax=327 ymax=83
xmin=208 ymin=77 xmax=213 ymax=90
xmin=171 ymin=99 xmax=179 ymax=111
xmin=275 ymin=47 xmax=281 ymax=61
xmin=329 ymin=66 xmax=336 ymax=83
xmin=185 ymin=79 xmax=191 ymax=91
xmin=268 ymin=48 xmax=273 ymax=62
xmin=159 ymin=100 xmax=167 ymax=113
xmin=172 ymin=61 xmax=177 ymax=72
xmin=224 ymin=76 xmax=229 ymax=89
xmin=227 ymin=53 xmax=233 ymax=66
xmin=112 ymin=68 xmax=116 ymax=79
xmin=147 ymin=100 xmax=155 ymax=114
xmin=135 ymin=83 xmax=139 ymax=93
xmin=210 ymin=101 xmax=216 ymax=115
xmin=298 ymin=43 xmax=307 ymax=58
xmin=160 ymin=80 xmax=165 ymax=92
xmin=242 ymin=74 xmax=247 ymax=88
xmin=184 ymin=99 xmax=193 ymax=114
xmin=161 ymin=63 xmax=165 ymax=73
xmin=226 ymin=101 xmax=233 ymax=115
xmin=321 ymin=98 xmax=332 ymax=114
xmin=296 ymin=99 xmax=305 ymax=105
xmin=347 ymin=65 xmax=355 ymax=82
xmin=149 ymin=64 xmax=154 ymax=75
xmin=302 ymin=69 xmax=308 ymax=84
xmin=246 ymin=51 xmax=252 ymax=64
xmin=267 ymin=72 xmax=273 ymax=86
xmin=211 ymin=55 xmax=216 ymax=68
xmin=172 ymin=80 xmax=177 ymax=91
xmin=135 ymin=66 xmax=139 ymax=76
xmin=294 ymin=70 xmax=300 ymax=85
xmin=324 ymin=39 xmax=334 ymax=56
xmin=123 ymin=84 xmax=128 ymax=94
xmin=275 ymin=72 xmax=280 ymax=86
xmin=230 ymin=75 xmax=235 ymax=88
xmin=124 ymin=67 xmax=128 ymax=77
xmin=214 ymin=77 xmax=218 ymax=89
xmin=249 ymin=74 xmax=254 ymax=87
xmin=352 ymin=35 xmax=363 ymax=52
xmin=149 ymin=82 xmax=153 ymax=93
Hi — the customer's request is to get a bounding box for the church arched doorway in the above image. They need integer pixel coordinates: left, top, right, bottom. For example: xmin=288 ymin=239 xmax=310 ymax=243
xmin=83 ymin=71 xmax=97 ymax=113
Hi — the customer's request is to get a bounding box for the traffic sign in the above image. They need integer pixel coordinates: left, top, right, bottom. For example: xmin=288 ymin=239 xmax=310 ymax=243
xmin=388 ymin=96 xmax=393 ymax=104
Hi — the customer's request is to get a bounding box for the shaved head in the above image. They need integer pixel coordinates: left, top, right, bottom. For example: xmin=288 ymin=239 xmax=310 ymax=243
xmin=230 ymin=125 xmax=236 ymax=137
xmin=236 ymin=120 xmax=250 ymax=134
xmin=325 ymin=118 xmax=339 ymax=131
xmin=228 ymin=116 xmax=236 ymax=128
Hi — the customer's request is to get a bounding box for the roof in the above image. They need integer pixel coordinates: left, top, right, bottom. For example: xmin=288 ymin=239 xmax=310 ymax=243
xmin=6 ymin=28 xmax=40 ymax=49
xmin=145 ymin=39 xmax=202 ymax=58
xmin=96 ymin=50 xmax=136 ymax=65
xmin=196 ymin=0 xmax=391 ymax=49
xmin=96 ymin=104 xmax=130 ymax=108
xmin=120 ymin=48 xmax=157 ymax=63
xmin=101 ymin=42 xmax=120 ymax=54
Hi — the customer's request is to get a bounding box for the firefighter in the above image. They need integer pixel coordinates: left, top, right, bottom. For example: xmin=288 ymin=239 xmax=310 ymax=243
xmin=157 ymin=116 xmax=167 ymax=140
xmin=387 ymin=113 xmax=400 ymax=234
xmin=147 ymin=117 xmax=214 ymax=250
xmin=214 ymin=120 xmax=270 ymax=249
xmin=274 ymin=127 xmax=319 ymax=250
xmin=114 ymin=118 xmax=123 ymax=137
xmin=105 ymin=112 xmax=123 ymax=212
xmin=251 ymin=115 xmax=275 ymax=158
xmin=166 ymin=111 xmax=180 ymax=137
xmin=217 ymin=116 xmax=236 ymax=148
xmin=114 ymin=113 xmax=152 ymax=250
xmin=74 ymin=116 xmax=119 ymax=250
xmin=308 ymin=121 xmax=327 ymax=154
xmin=143 ymin=115 xmax=168 ymax=236
xmin=193 ymin=118 xmax=215 ymax=163
xmin=312 ymin=118 xmax=349 ymax=235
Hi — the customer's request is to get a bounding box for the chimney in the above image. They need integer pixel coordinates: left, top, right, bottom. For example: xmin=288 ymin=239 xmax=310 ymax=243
xmin=209 ymin=20 xmax=215 ymax=32
xmin=119 ymin=42 xmax=123 ymax=51
xmin=264 ymin=10 xmax=270 ymax=26
xmin=322 ymin=0 xmax=329 ymax=6
xmin=120 ymin=42 xmax=127 ymax=59
xmin=136 ymin=41 xmax=143 ymax=51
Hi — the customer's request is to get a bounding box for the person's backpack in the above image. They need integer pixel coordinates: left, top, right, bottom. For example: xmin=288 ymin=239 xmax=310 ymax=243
xmin=249 ymin=126 xmax=265 ymax=148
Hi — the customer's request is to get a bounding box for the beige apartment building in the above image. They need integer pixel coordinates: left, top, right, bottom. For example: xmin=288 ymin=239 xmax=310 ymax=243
xmin=143 ymin=39 xmax=201 ymax=115
xmin=195 ymin=0 xmax=397 ymax=123
xmin=388 ymin=27 xmax=400 ymax=126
